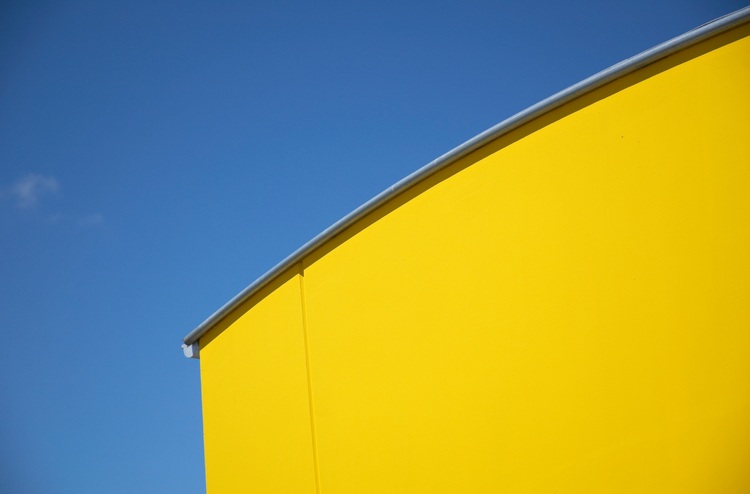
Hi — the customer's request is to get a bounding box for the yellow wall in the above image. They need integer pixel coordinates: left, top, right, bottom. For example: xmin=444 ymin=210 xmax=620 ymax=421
xmin=199 ymin=269 xmax=317 ymax=493
xmin=199 ymin=24 xmax=750 ymax=493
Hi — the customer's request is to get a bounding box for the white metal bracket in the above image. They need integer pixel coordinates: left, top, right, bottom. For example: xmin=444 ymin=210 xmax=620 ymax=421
xmin=182 ymin=342 xmax=200 ymax=359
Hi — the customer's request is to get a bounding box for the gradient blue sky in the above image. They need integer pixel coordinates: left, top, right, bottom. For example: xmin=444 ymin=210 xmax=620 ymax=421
xmin=1 ymin=1 xmax=745 ymax=492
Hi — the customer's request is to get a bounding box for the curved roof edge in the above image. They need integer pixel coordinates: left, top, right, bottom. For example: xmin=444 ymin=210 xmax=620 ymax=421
xmin=183 ymin=6 xmax=750 ymax=349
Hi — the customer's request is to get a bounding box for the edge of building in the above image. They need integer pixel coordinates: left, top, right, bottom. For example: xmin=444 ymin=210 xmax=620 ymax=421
xmin=182 ymin=6 xmax=750 ymax=358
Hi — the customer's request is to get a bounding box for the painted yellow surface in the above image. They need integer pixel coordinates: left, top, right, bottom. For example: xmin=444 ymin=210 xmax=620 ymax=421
xmin=199 ymin=270 xmax=317 ymax=494
xmin=199 ymin=23 xmax=750 ymax=493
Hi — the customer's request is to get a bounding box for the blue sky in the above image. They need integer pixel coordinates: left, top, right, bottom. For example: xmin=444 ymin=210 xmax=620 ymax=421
xmin=0 ymin=1 xmax=745 ymax=492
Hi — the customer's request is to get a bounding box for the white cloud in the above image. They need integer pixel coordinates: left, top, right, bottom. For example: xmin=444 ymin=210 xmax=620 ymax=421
xmin=3 ymin=174 xmax=104 ymax=229
xmin=78 ymin=213 xmax=104 ymax=227
xmin=10 ymin=174 xmax=60 ymax=208
xmin=47 ymin=212 xmax=66 ymax=223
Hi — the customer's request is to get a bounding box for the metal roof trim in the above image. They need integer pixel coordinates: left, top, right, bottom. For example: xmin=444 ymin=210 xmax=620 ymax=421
xmin=182 ymin=6 xmax=750 ymax=352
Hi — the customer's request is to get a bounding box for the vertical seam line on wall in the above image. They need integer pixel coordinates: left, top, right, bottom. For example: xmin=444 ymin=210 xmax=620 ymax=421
xmin=299 ymin=264 xmax=322 ymax=494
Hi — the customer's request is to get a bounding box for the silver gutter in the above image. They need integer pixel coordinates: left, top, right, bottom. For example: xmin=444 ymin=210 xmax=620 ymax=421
xmin=182 ymin=6 xmax=750 ymax=355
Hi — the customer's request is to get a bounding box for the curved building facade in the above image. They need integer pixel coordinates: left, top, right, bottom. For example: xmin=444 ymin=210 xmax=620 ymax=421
xmin=184 ymin=9 xmax=750 ymax=493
